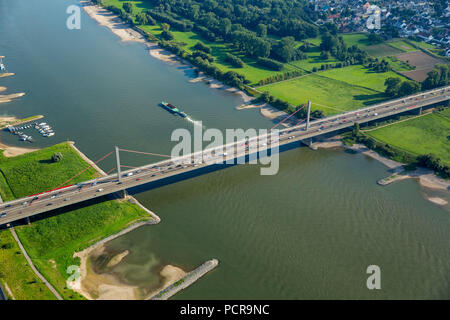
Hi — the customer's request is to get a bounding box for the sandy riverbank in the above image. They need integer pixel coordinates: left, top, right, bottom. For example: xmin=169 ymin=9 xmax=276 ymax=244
xmin=81 ymin=1 xmax=146 ymax=43
xmin=312 ymin=137 xmax=449 ymax=205
xmin=0 ymin=73 xmax=14 ymax=78
xmin=0 ymin=92 xmax=25 ymax=104
xmin=73 ymin=241 xmax=187 ymax=300
xmin=0 ymin=141 xmax=38 ymax=157
xmin=82 ymin=1 xmax=258 ymax=110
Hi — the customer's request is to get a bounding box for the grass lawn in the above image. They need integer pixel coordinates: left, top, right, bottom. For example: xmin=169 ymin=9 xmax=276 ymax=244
xmin=387 ymin=40 xmax=418 ymax=52
xmin=0 ymin=229 xmax=56 ymax=300
xmin=288 ymin=47 xmax=339 ymax=71
xmin=0 ymin=142 xmax=151 ymax=299
xmin=319 ymin=64 xmax=407 ymax=92
xmin=407 ymin=39 xmax=438 ymax=50
xmin=341 ymin=33 xmax=372 ymax=49
xmin=366 ymin=108 xmax=450 ymax=164
xmin=259 ymin=73 xmax=386 ymax=115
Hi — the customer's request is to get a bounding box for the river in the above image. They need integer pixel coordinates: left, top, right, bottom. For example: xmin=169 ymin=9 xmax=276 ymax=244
xmin=0 ymin=0 xmax=449 ymax=299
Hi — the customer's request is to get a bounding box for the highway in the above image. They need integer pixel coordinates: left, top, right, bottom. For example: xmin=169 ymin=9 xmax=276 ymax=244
xmin=0 ymin=86 xmax=448 ymax=226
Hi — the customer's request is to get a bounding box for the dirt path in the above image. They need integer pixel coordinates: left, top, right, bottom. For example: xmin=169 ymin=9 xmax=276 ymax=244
xmin=10 ymin=228 xmax=63 ymax=300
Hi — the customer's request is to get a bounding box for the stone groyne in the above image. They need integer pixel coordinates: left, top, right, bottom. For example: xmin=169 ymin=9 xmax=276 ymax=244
xmin=148 ymin=259 xmax=219 ymax=300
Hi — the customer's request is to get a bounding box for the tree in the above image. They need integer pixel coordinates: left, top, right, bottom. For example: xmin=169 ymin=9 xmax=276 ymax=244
xmin=193 ymin=42 xmax=212 ymax=54
xmin=136 ymin=13 xmax=148 ymax=25
xmin=256 ymin=24 xmax=267 ymax=38
xmin=122 ymin=2 xmax=133 ymax=14
xmin=398 ymin=80 xmax=420 ymax=96
xmin=161 ymin=23 xmax=170 ymax=32
xmin=320 ymin=51 xmax=330 ymax=60
xmin=161 ymin=30 xmax=174 ymax=40
xmin=52 ymin=152 xmax=63 ymax=163
xmin=384 ymin=77 xmax=402 ymax=97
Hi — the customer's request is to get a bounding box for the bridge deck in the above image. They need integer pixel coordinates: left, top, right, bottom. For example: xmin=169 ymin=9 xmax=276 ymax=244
xmin=0 ymin=86 xmax=448 ymax=226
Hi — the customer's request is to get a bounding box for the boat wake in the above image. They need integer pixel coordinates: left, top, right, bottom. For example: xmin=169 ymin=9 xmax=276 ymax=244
xmin=186 ymin=116 xmax=206 ymax=129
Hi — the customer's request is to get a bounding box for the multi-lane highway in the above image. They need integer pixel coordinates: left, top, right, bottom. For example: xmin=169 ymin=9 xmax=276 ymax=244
xmin=0 ymin=86 xmax=448 ymax=226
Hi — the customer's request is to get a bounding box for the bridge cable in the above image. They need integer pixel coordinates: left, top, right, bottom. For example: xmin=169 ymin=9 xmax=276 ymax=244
xmin=118 ymin=148 xmax=171 ymax=158
xmin=56 ymin=151 xmax=114 ymax=188
xmin=270 ymin=104 xmax=306 ymax=131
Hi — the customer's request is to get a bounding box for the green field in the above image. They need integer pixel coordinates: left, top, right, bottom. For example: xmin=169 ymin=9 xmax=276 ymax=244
xmin=319 ymin=65 xmax=407 ymax=92
xmin=288 ymin=47 xmax=339 ymax=71
xmin=407 ymin=39 xmax=437 ymax=50
xmin=341 ymin=33 xmax=372 ymax=49
xmin=364 ymin=43 xmax=403 ymax=57
xmin=366 ymin=108 xmax=450 ymax=164
xmin=0 ymin=143 xmax=151 ymax=299
xmin=387 ymin=40 xmax=417 ymax=52
xmin=383 ymin=56 xmax=415 ymax=72
xmin=0 ymin=229 xmax=56 ymax=300
xmin=141 ymin=25 xmax=299 ymax=84
xmin=259 ymin=74 xmax=386 ymax=115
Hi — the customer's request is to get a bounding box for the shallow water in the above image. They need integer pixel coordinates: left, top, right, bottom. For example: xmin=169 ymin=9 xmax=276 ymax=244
xmin=0 ymin=0 xmax=449 ymax=299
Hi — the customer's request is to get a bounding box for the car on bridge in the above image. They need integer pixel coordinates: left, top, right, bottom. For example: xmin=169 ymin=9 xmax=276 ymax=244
xmin=0 ymin=213 xmax=6 ymax=218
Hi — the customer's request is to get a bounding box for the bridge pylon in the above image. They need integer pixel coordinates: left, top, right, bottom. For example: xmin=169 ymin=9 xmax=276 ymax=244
xmin=306 ymin=100 xmax=311 ymax=131
xmin=115 ymin=146 xmax=121 ymax=182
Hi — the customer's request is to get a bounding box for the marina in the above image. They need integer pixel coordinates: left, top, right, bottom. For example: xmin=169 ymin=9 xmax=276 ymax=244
xmin=6 ymin=121 xmax=55 ymax=142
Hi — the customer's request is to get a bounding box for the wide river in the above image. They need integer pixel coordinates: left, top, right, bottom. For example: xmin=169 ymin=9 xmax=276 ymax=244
xmin=1 ymin=0 xmax=449 ymax=299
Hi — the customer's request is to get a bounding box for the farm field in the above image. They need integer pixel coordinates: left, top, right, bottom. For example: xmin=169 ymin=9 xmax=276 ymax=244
xmin=396 ymin=51 xmax=445 ymax=82
xmin=364 ymin=43 xmax=403 ymax=57
xmin=259 ymin=74 xmax=386 ymax=115
xmin=383 ymin=56 xmax=415 ymax=72
xmin=366 ymin=108 xmax=450 ymax=164
xmin=0 ymin=143 xmax=151 ymax=300
xmin=319 ymin=64 xmax=407 ymax=92
xmin=387 ymin=40 xmax=417 ymax=52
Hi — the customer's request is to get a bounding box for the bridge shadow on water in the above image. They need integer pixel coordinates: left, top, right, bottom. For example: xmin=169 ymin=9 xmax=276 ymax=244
xmin=126 ymin=139 xmax=304 ymax=195
xmin=1 ymin=140 xmax=305 ymax=229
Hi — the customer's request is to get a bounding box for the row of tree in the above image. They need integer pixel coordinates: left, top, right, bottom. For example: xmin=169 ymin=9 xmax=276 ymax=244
xmin=384 ymin=77 xmax=420 ymax=98
xmin=422 ymin=64 xmax=449 ymax=90
xmin=320 ymin=32 xmax=368 ymax=64
xmin=225 ymin=53 xmax=245 ymax=68
xmin=257 ymin=70 xmax=304 ymax=86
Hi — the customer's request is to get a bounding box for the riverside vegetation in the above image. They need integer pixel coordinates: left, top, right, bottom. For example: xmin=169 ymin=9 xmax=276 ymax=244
xmin=93 ymin=0 xmax=449 ymax=177
xmin=0 ymin=142 xmax=151 ymax=299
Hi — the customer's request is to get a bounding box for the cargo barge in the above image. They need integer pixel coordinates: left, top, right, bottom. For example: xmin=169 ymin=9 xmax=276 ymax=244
xmin=160 ymin=101 xmax=187 ymax=118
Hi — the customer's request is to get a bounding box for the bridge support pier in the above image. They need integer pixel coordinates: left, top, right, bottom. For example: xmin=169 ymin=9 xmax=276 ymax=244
xmin=115 ymin=189 xmax=127 ymax=199
xmin=302 ymin=138 xmax=317 ymax=150
xmin=418 ymin=107 xmax=422 ymax=115
xmin=26 ymin=216 xmax=30 ymax=225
